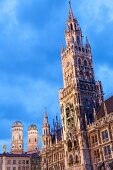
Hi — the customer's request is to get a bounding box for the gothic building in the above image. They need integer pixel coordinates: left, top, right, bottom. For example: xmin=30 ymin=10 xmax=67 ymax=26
xmin=0 ymin=122 xmax=41 ymax=170
xmin=0 ymin=1 xmax=113 ymax=170
xmin=41 ymin=1 xmax=113 ymax=170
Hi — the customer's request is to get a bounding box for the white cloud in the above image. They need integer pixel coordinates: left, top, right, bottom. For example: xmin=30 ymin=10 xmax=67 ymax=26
xmin=77 ymin=0 xmax=113 ymax=31
xmin=0 ymin=0 xmax=19 ymax=29
xmin=0 ymin=75 xmax=59 ymax=116
xmin=0 ymin=0 xmax=39 ymax=48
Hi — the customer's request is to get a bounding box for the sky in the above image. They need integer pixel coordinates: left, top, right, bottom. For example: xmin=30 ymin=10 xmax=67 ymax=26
xmin=0 ymin=0 xmax=113 ymax=152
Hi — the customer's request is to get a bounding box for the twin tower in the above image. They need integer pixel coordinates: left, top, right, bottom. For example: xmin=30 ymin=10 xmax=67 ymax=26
xmin=11 ymin=121 xmax=38 ymax=154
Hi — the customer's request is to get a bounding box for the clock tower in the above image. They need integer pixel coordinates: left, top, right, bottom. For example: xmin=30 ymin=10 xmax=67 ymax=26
xmin=59 ymin=1 xmax=103 ymax=170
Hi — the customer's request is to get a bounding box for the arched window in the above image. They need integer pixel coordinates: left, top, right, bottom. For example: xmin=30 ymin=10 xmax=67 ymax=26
xmin=68 ymin=140 xmax=72 ymax=152
xmin=75 ymin=155 xmax=79 ymax=163
xmin=74 ymin=140 xmax=78 ymax=150
xmin=82 ymin=48 xmax=85 ymax=52
xmin=75 ymin=46 xmax=77 ymax=50
xmin=70 ymin=23 xmax=73 ymax=30
xmin=44 ymin=158 xmax=46 ymax=163
xmin=78 ymin=58 xmax=82 ymax=65
xmin=90 ymin=85 xmax=93 ymax=90
xmin=71 ymin=36 xmax=74 ymax=43
xmin=84 ymin=59 xmax=88 ymax=67
xmin=66 ymin=107 xmax=70 ymax=118
xmin=86 ymin=71 xmax=90 ymax=80
xmin=77 ymin=36 xmax=80 ymax=44
xmin=79 ymin=47 xmax=81 ymax=51
xmin=68 ymin=154 xmax=73 ymax=166
xmin=35 ymin=138 xmax=37 ymax=142
xmin=44 ymin=129 xmax=45 ymax=135
xmin=46 ymin=140 xmax=48 ymax=145
xmin=80 ymin=71 xmax=83 ymax=79
xmin=86 ymin=84 xmax=89 ymax=90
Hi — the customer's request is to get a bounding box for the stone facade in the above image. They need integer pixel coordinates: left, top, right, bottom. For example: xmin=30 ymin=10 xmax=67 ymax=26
xmin=27 ymin=125 xmax=38 ymax=154
xmin=0 ymin=153 xmax=41 ymax=170
xmin=11 ymin=121 xmax=24 ymax=154
xmin=41 ymin=2 xmax=113 ymax=170
xmin=0 ymin=153 xmax=31 ymax=170
xmin=0 ymin=2 xmax=113 ymax=170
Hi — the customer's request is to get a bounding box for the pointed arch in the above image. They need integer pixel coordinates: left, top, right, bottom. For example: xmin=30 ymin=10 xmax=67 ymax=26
xmin=67 ymin=139 xmax=72 ymax=152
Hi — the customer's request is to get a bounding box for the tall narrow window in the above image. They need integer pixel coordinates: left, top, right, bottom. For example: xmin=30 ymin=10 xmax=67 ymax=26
xmin=77 ymin=36 xmax=80 ymax=44
xmin=70 ymin=24 xmax=73 ymax=30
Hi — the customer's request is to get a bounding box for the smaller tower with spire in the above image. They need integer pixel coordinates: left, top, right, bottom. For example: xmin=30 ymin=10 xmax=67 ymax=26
xmin=42 ymin=111 xmax=51 ymax=150
xmin=27 ymin=124 xmax=38 ymax=153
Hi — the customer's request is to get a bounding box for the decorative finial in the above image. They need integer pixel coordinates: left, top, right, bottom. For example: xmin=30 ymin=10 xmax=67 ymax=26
xmin=86 ymin=36 xmax=91 ymax=48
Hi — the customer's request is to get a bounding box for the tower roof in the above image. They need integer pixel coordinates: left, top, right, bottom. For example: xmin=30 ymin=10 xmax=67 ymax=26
xmin=43 ymin=112 xmax=48 ymax=124
xmin=68 ymin=0 xmax=74 ymax=20
xmin=12 ymin=121 xmax=23 ymax=128
xmin=97 ymin=96 xmax=113 ymax=119
xmin=43 ymin=109 xmax=49 ymax=127
xmin=28 ymin=124 xmax=38 ymax=131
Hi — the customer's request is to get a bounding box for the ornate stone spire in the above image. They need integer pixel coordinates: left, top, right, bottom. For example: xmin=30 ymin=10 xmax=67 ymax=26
xmin=104 ymin=101 xmax=108 ymax=116
xmin=43 ymin=108 xmax=49 ymax=126
xmin=68 ymin=0 xmax=74 ymax=20
xmin=86 ymin=36 xmax=90 ymax=46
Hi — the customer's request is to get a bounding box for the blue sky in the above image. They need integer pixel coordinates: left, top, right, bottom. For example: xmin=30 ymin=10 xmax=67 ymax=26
xmin=0 ymin=0 xmax=113 ymax=152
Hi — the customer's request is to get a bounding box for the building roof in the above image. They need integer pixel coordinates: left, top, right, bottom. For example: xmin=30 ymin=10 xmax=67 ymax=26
xmin=12 ymin=121 xmax=23 ymax=128
xmin=28 ymin=124 xmax=38 ymax=131
xmin=97 ymin=96 xmax=113 ymax=120
xmin=0 ymin=152 xmax=41 ymax=159
xmin=51 ymin=128 xmax=62 ymax=144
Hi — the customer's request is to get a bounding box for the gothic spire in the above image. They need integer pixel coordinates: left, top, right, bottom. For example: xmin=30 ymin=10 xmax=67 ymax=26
xmin=86 ymin=36 xmax=90 ymax=45
xmin=43 ymin=108 xmax=49 ymax=126
xmin=86 ymin=36 xmax=91 ymax=49
xmin=68 ymin=0 xmax=74 ymax=20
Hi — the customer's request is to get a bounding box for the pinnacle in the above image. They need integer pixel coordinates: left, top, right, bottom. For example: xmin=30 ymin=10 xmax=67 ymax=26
xmin=68 ymin=0 xmax=74 ymax=20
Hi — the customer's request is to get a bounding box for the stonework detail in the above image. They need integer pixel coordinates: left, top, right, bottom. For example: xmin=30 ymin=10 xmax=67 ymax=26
xmin=0 ymin=2 xmax=113 ymax=170
xmin=27 ymin=124 xmax=38 ymax=153
xmin=11 ymin=121 xmax=23 ymax=154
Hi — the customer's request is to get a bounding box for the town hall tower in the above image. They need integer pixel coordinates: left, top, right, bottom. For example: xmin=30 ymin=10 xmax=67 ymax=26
xmin=59 ymin=1 xmax=103 ymax=170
